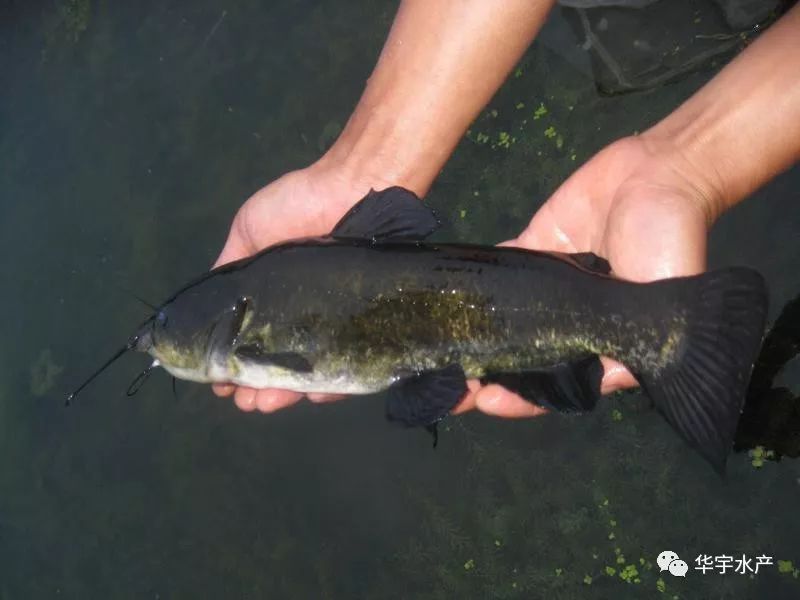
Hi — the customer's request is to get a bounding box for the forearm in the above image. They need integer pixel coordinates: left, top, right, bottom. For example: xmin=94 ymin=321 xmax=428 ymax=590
xmin=317 ymin=0 xmax=556 ymax=196
xmin=643 ymin=3 xmax=800 ymax=222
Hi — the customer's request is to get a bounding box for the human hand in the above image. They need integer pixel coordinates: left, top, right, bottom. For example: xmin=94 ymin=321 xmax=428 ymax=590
xmin=211 ymin=163 xmax=396 ymax=413
xmin=455 ymin=135 xmax=718 ymax=417
xmin=464 ymin=2 xmax=800 ymax=417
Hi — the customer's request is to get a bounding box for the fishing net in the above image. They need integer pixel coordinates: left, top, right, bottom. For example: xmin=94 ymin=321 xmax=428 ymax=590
xmin=554 ymin=0 xmax=795 ymax=94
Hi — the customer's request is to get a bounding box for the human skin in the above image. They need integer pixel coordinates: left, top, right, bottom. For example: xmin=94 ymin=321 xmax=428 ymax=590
xmin=213 ymin=1 xmax=800 ymax=416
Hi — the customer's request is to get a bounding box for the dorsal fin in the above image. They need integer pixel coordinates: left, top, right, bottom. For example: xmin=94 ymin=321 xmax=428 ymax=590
xmin=330 ymin=187 xmax=440 ymax=242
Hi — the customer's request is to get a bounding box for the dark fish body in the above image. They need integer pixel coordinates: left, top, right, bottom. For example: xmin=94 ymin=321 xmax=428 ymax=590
xmin=70 ymin=188 xmax=768 ymax=471
xmin=154 ymin=239 xmax=703 ymax=390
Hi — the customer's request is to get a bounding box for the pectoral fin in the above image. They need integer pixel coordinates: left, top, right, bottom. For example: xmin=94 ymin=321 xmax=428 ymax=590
xmin=385 ymin=364 xmax=467 ymax=437
xmin=209 ymin=297 xmax=251 ymax=352
xmin=480 ymin=355 xmax=604 ymax=413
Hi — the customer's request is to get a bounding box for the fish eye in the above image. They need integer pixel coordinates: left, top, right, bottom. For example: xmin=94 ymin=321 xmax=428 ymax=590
xmin=156 ymin=310 xmax=168 ymax=327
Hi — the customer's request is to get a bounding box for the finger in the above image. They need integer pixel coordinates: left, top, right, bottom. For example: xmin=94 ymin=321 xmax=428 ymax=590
xmin=306 ymin=392 xmax=348 ymax=403
xmin=234 ymin=387 xmax=258 ymax=412
xmin=512 ymin=201 xmax=582 ymax=254
xmin=474 ymin=383 xmax=548 ymax=418
xmin=599 ymin=356 xmax=639 ymax=393
xmin=254 ymin=389 xmax=304 ymax=413
xmin=213 ymin=383 xmax=235 ymax=397
xmin=450 ymin=378 xmax=483 ymax=414
xmin=213 ymin=233 xmax=251 ymax=269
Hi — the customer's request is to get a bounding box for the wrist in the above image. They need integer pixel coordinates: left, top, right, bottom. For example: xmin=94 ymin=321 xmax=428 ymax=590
xmin=301 ymin=139 xmax=421 ymax=230
xmin=315 ymin=102 xmax=444 ymax=200
xmin=638 ymin=4 xmax=800 ymax=223
xmin=636 ymin=128 xmax=729 ymax=227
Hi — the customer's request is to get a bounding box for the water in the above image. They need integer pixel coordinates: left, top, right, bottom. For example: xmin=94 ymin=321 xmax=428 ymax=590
xmin=2 ymin=1 xmax=799 ymax=598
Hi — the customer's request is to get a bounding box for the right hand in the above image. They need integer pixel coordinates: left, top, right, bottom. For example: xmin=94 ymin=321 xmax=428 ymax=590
xmin=457 ymin=135 xmax=716 ymax=418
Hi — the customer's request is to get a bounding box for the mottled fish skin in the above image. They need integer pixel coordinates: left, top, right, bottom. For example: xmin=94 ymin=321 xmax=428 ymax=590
xmin=143 ymin=238 xmax=690 ymax=393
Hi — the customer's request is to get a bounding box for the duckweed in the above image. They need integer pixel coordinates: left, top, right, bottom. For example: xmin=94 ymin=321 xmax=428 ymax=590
xmin=619 ymin=564 xmax=640 ymax=583
xmin=750 ymin=445 xmax=776 ymax=467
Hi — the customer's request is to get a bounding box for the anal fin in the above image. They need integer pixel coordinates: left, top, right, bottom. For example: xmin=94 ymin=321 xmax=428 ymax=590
xmin=480 ymin=355 xmax=604 ymax=413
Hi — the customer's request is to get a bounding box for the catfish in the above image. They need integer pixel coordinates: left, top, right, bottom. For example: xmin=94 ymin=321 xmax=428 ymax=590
xmin=68 ymin=187 xmax=768 ymax=472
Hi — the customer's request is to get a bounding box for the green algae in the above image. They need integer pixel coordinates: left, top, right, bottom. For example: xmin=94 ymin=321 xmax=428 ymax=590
xmin=778 ymin=560 xmax=800 ymax=578
xmin=749 ymin=445 xmax=777 ymax=467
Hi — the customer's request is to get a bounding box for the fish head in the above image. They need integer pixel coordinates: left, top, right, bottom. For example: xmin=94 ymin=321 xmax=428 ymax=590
xmin=135 ymin=275 xmax=252 ymax=382
xmin=66 ymin=261 xmax=262 ymax=403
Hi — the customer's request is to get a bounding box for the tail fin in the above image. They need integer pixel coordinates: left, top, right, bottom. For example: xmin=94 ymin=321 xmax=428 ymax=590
xmin=638 ymin=267 xmax=768 ymax=473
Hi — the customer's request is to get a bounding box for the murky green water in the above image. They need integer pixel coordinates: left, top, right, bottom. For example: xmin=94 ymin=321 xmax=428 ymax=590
xmin=2 ymin=1 xmax=799 ymax=598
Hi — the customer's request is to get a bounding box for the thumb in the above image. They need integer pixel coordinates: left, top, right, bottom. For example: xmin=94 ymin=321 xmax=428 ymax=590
xmin=508 ymin=201 xmax=582 ymax=254
xmin=213 ymin=232 xmax=251 ymax=269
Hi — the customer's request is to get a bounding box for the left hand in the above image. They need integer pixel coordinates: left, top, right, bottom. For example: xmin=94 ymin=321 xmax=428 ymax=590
xmin=211 ymin=163 xmax=395 ymax=413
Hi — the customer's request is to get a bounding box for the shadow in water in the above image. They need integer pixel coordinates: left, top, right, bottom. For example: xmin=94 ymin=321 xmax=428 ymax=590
xmin=735 ymin=294 xmax=800 ymax=457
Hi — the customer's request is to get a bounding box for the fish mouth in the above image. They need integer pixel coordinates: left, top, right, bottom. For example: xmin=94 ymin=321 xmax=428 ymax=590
xmin=131 ymin=321 xmax=155 ymax=354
